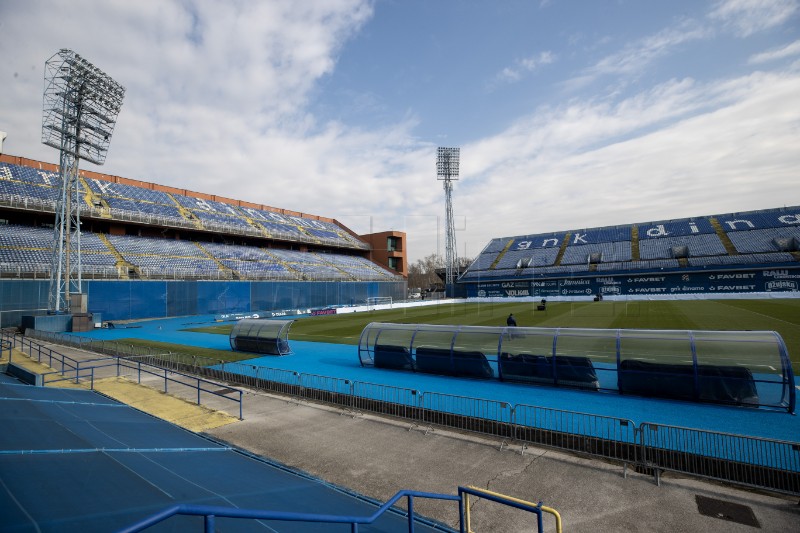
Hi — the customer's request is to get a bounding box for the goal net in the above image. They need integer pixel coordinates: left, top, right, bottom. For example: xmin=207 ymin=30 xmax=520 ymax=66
xmin=366 ymin=296 xmax=393 ymax=310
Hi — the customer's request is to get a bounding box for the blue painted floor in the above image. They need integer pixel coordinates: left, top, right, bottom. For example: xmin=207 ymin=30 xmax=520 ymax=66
xmin=73 ymin=315 xmax=800 ymax=443
xmin=0 ymin=380 xmax=453 ymax=532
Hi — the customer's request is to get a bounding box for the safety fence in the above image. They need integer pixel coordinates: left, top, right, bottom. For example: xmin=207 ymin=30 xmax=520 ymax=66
xmin=22 ymin=329 xmax=800 ymax=496
xmin=1 ymin=331 xmax=243 ymax=420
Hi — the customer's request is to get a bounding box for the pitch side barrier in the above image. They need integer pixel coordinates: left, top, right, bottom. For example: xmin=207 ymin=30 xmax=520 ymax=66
xmin=24 ymin=329 xmax=800 ymax=496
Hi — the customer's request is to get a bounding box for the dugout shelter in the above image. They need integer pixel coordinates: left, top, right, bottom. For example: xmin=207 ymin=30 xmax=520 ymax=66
xmin=358 ymin=323 xmax=795 ymax=412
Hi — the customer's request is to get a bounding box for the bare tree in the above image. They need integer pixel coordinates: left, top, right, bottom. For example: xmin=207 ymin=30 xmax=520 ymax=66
xmin=407 ymin=253 xmax=473 ymax=291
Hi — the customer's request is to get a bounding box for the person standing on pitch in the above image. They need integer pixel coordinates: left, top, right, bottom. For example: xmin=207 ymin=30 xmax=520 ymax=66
xmin=507 ymin=313 xmax=517 ymax=327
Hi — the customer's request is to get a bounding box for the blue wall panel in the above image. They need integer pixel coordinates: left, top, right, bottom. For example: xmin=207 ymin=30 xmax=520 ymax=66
xmin=167 ymin=280 xmax=198 ymax=317
xmin=131 ymin=282 xmax=168 ymax=319
xmin=84 ymin=281 xmax=131 ymax=321
xmin=197 ymin=281 xmax=251 ymax=315
xmin=0 ymin=280 xmax=48 ymax=311
xmin=86 ymin=281 xmax=168 ymax=321
xmin=0 ymin=279 xmax=406 ymax=326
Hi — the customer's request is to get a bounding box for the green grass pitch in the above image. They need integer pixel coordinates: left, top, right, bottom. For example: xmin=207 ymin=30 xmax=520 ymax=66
xmin=189 ymin=299 xmax=800 ymax=370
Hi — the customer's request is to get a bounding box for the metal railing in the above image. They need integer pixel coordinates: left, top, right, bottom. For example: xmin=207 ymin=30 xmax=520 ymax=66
xmin=0 ymin=338 xmax=11 ymax=360
xmin=640 ymin=422 xmax=800 ymax=495
xmin=461 ymin=485 xmax=561 ymax=533
xmin=514 ymin=404 xmax=638 ymax=462
xmin=117 ymin=486 xmax=558 ymax=533
xmin=22 ymin=329 xmax=800 ymax=497
xmin=420 ymin=392 xmax=514 ymax=440
xmin=1 ymin=332 xmax=243 ymax=420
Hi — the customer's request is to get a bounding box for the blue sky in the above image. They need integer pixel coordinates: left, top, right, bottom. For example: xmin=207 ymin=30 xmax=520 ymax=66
xmin=1 ymin=0 xmax=799 ymax=262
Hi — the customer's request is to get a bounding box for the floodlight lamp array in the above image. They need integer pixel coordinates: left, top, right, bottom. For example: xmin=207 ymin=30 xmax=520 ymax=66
xmin=42 ymin=49 xmax=126 ymax=166
xmin=436 ymin=147 xmax=460 ymax=180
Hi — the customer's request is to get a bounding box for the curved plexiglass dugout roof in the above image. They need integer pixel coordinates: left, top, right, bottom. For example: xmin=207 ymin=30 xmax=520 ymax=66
xmin=357 ymin=323 xmax=795 ymax=412
xmin=230 ymin=318 xmax=293 ymax=356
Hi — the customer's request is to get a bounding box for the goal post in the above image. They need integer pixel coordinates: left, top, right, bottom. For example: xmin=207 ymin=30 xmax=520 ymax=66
xmin=366 ymin=296 xmax=393 ymax=310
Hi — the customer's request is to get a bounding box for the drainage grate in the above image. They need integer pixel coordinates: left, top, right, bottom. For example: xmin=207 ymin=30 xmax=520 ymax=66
xmin=695 ymin=495 xmax=760 ymax=528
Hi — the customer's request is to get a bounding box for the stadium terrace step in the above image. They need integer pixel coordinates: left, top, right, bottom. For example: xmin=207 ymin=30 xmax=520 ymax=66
xmin=553 ymin=232 xmax=571 ymax=266
xmin=489 ymin=238 xmax=515 ymax=269
xmin=97 ymin=233 xmax=132 ymax=279
xmin=631 ymin=225 xmax=640 ymax=261
xmin=710 ymin=217 xmax=740 ymax=255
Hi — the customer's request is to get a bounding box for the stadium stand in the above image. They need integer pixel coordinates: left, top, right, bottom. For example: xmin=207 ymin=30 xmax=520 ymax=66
xmin=0 ymin=157 xmax=401 ymax=283
xmin=560 ymin=241 xmax=632 ymax=265
xmin=460 ymin=206 xmax=800 ymax=283
xmin=727 ymin=228 xmax=800 ymax=254
xmin=639 ymin=234 xmax=726 ymax=260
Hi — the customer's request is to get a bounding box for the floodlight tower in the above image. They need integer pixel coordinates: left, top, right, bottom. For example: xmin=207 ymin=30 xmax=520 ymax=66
xmin=42 ymin=49 xmax=125 ymax=312
xmin=436 ymin=147 xmax=460 ymax=287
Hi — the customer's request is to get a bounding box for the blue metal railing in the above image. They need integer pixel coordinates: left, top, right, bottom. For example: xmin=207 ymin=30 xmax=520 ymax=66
xmin=117 ymin=489 xmax=464 ymax=533
xmin=0 ymin=331 xmax=244 ymax=420
xmin=0 ymin=338 xmax=11 ymax=359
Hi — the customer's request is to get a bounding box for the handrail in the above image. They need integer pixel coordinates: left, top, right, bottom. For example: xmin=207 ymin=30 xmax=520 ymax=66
xmin=0 ymin=338 xmax=11 ymax=362
xmin=1 ymin=332 xmax=244 ymax=420
xmin=120 ymin=359 xmax=244 ymax=420
xmin=461 ymin=485 xmax=562 ymax=533
xmin=117 ymin=489 xmax=462 ymax=533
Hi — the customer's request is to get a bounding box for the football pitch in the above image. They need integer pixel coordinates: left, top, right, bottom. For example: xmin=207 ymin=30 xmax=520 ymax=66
xmin=195 ymin=298 xmax=800 ymax=370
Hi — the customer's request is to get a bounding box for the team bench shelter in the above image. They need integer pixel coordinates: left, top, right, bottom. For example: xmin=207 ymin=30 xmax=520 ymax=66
xmin=357 ymin=323 xmax=795 ymax=412
xmin=230 ymin=318 xmax=293 ymax=355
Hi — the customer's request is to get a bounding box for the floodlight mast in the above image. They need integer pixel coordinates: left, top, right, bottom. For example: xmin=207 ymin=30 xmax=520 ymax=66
xmin=436 ymin=147 xmax=459 ymax=288
xmin=42 ymin=49 xmax=125 ymax=313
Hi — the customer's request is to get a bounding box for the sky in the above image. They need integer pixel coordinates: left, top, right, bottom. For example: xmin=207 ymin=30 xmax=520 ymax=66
xmin=1 ymin=0 xmax=799 ymax=263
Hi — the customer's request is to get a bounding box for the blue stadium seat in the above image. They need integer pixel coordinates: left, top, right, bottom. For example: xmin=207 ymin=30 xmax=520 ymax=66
xmin=639 ymin=234 xmax=726 ymax=259
xmin=727 ymin=228 xmax=800 ymax=254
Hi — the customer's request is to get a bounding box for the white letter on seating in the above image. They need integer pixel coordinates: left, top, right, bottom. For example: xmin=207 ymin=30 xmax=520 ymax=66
xmin=573 ymin=233 xmax=587 ymax=244
xmin=541 ymin=238 xmax=559 ymax=248
xmin=778 ymin=214 xmax=800 ymax=225
xmin=646 ymin=225 xmax=669 ymax=237
xmin=194 ymin=198 xmax=212 ymax=211
xmin=725 ymin=220 xmax=754 ymax=230
xmin=689 ymin=222 xmax=699 ymax=234
xmin=93 ymin=180 xmax=116 ymax=195
xmin=516 ymin=240 xmax=532 ymax=250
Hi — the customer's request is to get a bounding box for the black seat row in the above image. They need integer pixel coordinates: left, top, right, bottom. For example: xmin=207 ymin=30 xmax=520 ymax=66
xmin=373 ymin=345 xmax=494 ymax=378
xmin=498 ymin=353 xmax=599 ymax=390
xmin=617 ymin=359 xmax=759 ymax=405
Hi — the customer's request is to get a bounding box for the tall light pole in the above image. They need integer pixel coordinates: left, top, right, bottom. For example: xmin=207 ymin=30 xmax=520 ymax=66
xmin=437 ymin=147 xmax=459 ymax=288
xmin=42 ymin=49 xmax=125 ymax=312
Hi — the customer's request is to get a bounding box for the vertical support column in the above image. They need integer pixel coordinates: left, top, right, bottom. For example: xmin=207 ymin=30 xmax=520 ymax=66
xmin=437 ymin=147 xmax=460 ymax=288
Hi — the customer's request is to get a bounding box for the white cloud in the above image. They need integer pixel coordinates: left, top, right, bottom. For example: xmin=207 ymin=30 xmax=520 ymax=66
xmin=492 ymin=51 xmax=555 ymax=86
xmin=709 ymin=0 xmax=799 ymax=37
xmin=749 ymin=39 xmax=800 ymax=64
xmin=452 ymin=67 xmax=800 ymax=254
xmin=568 ymin=20 xmax=709 ymax=91
xmin=1 ymin=1 xmax=798 ymax=265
